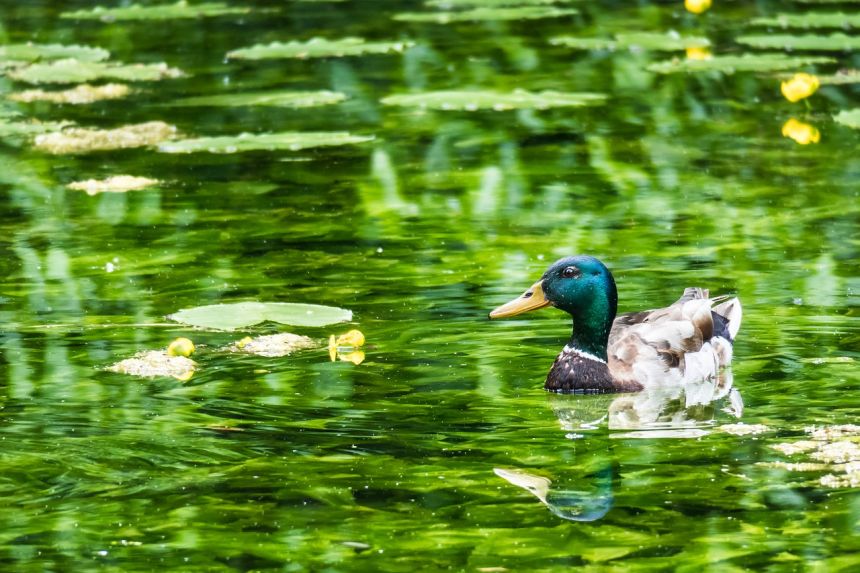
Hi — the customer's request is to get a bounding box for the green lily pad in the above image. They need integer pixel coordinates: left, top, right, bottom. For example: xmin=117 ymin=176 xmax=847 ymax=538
xmin=168 ymin=302 xmax=353 ymax=330
xmin=393 ymin=6 xmax=578 ymax=22
xmin=752 ymin=12 xmax=860 ymax=28
xmin=833 ymin=109 xmax=860 ymax=129
xmin=8 ymin=59 xmax=183 ymax=84
xmin=171 ymin=90 xmax=347 ymax=108
xmin=549 ymin=37 xmax=616 ymax=50
xmin=62 ymin=1 xmax=251 ymax=21
xmin=158 ymin=131 xmax=374 ymax=154
xmin=0 ymin=118 xmax=73 ymax=140
xmin=647 ymin=54 xmax=835 ymax=74
xmin=381 ymin=89 xmax=605 ymax=110
xmin=551 ymin=32 xmax=710 ymax=52
xmin=737 ymin=34 xmax=860 ymax=51
xmin=0 ymin=43 xmax=109 ymax=63
xmin=227 ymin=38 xmax=414 ymax=60
xmin=427 ymin=0 xmax=573 ymax=5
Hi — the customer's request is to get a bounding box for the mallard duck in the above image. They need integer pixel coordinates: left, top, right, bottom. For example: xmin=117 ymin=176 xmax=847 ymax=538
xmin=489 ymin=256 xmax=742 ymax=393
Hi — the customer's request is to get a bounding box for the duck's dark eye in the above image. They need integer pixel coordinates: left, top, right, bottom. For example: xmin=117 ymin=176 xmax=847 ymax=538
xmin=562 ymin=266 xmax=581 ymax=279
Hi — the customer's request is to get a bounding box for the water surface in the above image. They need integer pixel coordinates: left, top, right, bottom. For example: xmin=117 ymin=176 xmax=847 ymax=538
xmin=0 ymin=1 xmax=858 ymax=571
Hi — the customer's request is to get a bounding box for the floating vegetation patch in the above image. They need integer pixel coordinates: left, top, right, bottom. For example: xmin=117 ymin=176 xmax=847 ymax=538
xmin=647 ymin=53 xmax=835 ymax=74
xmin=718 ymin=423 xmax=771 ymax=436
xmin=766 ymin=425 xmax=860 ymax=489
xmin=833 ymin=109 xmax=860 ymax=129
xmin=551 ymin=32 xmax=710 ymax=52
xmin=168 ymin=302 xmax=353 ymax=330
xmin=158 ymin=131 xmax=374 ymax=154
xmin=107 ymin=350 xmax=196 ymax=380
xmin=393 ymin=6 xmax=578 ymax=23
xmin=67 ymin=175 xmax=160 ymax=195
xmin=62 ymin=1 xmax=251 ymax=21
xmin=737 ymin=34 xmax=860 ymax=51
xmin=381 ymin=89 xmax=605 ymax=110
xmin=818 ymin=69 xmax=860 ymax=84
xmin=751 ymin=12 xmax=860 ymax=29
xmin=34 ymin=121 xmax=177 ymax=154
xmin=0 ymin=42 xmax=109 ymax=63
xmin=227 ymin=38 xmax=414 ymax=60
xmin=8 ymin=59 xmax=183 ymax=84
xmin=226 ymin=333 xmax=318 ymax=357
xmin=171 ymin=90 xmax=347 ymax=108
xmin=9 ymin=83 xmax=131 ymax=104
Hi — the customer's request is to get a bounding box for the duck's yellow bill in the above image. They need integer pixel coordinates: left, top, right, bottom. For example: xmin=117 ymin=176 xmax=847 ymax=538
xmin=489 ymin=280 xmax=550 ymax=318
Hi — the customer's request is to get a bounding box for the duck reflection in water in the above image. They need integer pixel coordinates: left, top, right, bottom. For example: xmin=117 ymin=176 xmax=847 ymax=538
xmin=494 ymin=370 xmax=742 ymax=522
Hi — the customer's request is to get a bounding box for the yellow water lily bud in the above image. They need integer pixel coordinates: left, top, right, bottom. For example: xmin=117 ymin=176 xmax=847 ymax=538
xmin=781 ymin=73 xmax=819 ymax=103
xmin=340 ymin=351 xmax=365 ymax=365
xmin=167 ymin=337 xmax=195 ymax=357
xmin=328 ymin=334 xmax=338 ymax=361
xmin=685 ymin=0 xmax=711 ymax=15
xmin=782 ymin=118 xmax=820 ymax=145
xmin=685 ymin=46 xmax=712 ymax=61
xmin=236 ymin=336 xmax=253 ymax=349
xmin=335 ymin=329 xmax=365 ymax=348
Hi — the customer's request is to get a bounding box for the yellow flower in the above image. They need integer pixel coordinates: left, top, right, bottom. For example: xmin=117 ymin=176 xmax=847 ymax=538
xmin=781 ymin=73 xmax=819 ymax=103
xmin=685 ymin=46 xmax=712 ymax=61
xmin=329 ymin=329 xmax=366 ymax=363
xmin=328 ymin=334 xmax=338 ymax=361
xmin=167 ymin=337 xmax=195 ymax=357
xmin=335 ymin=329 xmax=365 ymax=347
xmin=685 ymin=0 xmax=712 ymax=15
xmin=339 ymin=351 xmax=365 ymax=365
xmin=782 ymin=118 xmax=820 ymax=145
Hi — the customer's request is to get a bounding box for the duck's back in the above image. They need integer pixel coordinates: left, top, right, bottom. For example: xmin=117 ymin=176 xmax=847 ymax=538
xmin=607 ymin=288 xmax=742 ymax=389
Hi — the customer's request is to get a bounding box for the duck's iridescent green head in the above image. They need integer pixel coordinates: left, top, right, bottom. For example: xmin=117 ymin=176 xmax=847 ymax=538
xmin=489 ymin=255 xmax=618 ymax=359
xmin=540 ymin=256 xmax=617 ymax=318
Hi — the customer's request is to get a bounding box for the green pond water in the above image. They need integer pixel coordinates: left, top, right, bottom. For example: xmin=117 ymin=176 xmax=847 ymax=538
xmin=0 ymin=1 xmax=859 ymax=571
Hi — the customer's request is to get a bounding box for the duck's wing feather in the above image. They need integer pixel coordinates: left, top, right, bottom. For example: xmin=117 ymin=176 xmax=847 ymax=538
xmin=607 ymin=288 xmax=742 ymax=388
